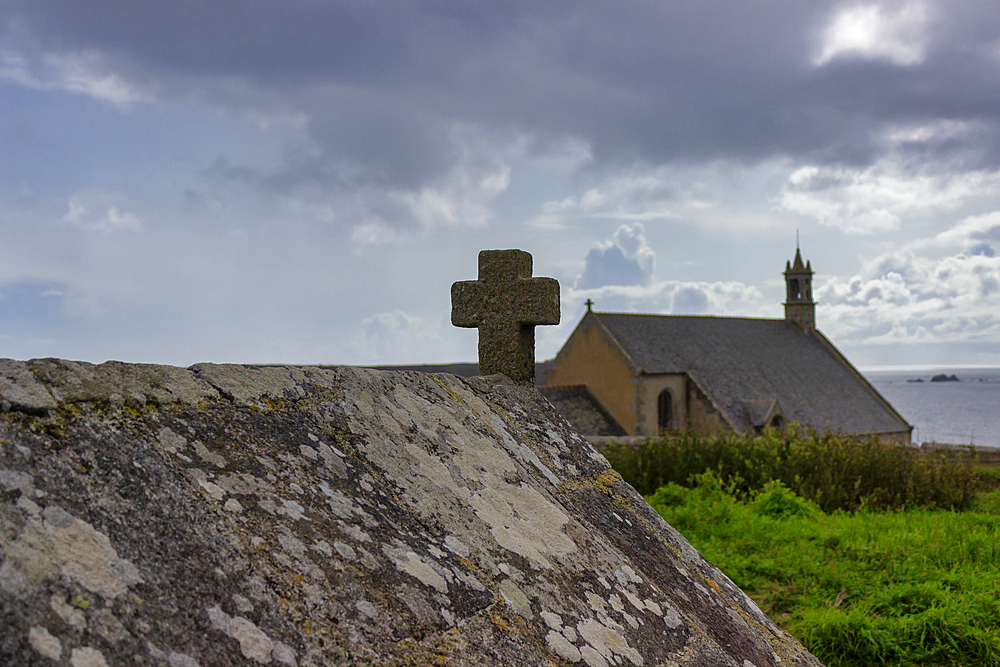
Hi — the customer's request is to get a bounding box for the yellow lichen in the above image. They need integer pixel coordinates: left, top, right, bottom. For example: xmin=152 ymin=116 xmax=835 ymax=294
xmin=431 ymin=375 xmax=465 ymax=406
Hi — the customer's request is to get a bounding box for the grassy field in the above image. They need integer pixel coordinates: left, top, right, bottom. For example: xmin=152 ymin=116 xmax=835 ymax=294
xmin=607 ymin=430 xmax=1000 ymax=666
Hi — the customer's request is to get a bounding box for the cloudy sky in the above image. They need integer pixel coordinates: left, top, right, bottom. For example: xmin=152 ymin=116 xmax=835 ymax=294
xmin=3 ymin=1 xmax=1000 ymax=370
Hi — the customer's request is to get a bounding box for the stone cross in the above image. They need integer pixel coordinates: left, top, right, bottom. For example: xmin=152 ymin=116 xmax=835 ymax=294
xmin=451 ymin=249 xmax=560 ymax=385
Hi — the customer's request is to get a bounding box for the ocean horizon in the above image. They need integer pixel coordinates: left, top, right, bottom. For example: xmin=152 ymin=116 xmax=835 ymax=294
xmin=863 ymin=366 xmax=1000 ymax=450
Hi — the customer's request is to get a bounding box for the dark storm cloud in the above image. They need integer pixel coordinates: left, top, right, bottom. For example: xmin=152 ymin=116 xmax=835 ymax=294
xmin=3 ymin=1 xmax=418 ymax=81
xmin=7 ymin=0 xmax=1000 ymax=192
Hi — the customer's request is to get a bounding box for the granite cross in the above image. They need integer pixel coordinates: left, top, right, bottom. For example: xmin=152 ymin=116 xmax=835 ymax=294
xmin=451 ymin=249 xmax=560 ymax=385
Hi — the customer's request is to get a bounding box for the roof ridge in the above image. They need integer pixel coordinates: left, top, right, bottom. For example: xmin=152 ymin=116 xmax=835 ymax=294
xmin=593 ymin=312 xmax=785 ymax=323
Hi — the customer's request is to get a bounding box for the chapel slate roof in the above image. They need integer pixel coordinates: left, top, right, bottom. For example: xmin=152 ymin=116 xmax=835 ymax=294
xmin=592 ymin=313 xmax=911 ymax=436
xmin=539 ymin=385 xmax=628 ymax=436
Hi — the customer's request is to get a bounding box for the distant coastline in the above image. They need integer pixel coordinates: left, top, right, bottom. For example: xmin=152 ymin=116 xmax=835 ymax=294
xmin=865 ymin=367 xmax=1000 ymax=450
xmin=906 ymin=373 xmax=960 ymax=383
xmin=860 ymin=364 xmax=1000 ymax=373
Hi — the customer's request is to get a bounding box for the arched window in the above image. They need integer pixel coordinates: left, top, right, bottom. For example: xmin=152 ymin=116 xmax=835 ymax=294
xmin=658 ymin=390 xmax=673 ymax=432
xmin=788 ymin=279 xmax=800 ymax=301
xmin=770 ymin=415 xmax=784 ymax=429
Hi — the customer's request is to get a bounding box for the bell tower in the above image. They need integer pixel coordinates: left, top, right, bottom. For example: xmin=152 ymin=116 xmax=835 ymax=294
xmin=783 ymin=245 xmax=815 ymax=331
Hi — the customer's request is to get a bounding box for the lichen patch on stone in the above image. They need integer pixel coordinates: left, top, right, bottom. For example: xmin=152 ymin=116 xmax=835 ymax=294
xmin=197 ymin=478 xmax=226 ymax=501
xmin=546 ymin=629 xmax=582 ymax=662
xmin=577 ymin=618 xmax=644 ymax=666
xmin=70 ymin=646 xmax=109 ymax=667
xmin=38 ymin=505 xmax=141 ymax=599
xmin=29 ymin=625 xmax=62 ymax=660
xmin=498 ymin=578 xmax=532 ymax=619
xmin=392 ymin=550 xmax=449 ymax=594
xmin=207 ymin=605 xmax=287 ymax=664
xmin=51 ymin=593 xmax=87 ymax=630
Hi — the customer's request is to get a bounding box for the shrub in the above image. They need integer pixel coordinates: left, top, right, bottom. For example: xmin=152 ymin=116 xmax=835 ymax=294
xmin=605 ymin=426 xmax=978 ymax=512
xmin=751 ymin=480 xmax=818 ymax=519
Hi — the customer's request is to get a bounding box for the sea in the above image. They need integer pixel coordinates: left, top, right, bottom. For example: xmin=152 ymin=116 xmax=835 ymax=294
xmin=863 ymin=367 xmax=1000 ymax=449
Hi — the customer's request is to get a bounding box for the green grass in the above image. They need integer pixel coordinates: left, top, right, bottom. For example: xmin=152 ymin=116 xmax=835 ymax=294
xmin=603 ymin=430 xmax=1000 ymax=665
xmin=605 ymin=426 xmax=978 ymax=512
xmin=645 ymin=473 xmax=1000 ymax=666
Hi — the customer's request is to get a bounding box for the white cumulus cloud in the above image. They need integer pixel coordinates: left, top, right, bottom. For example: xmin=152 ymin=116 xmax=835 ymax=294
xmin=814 ymin=1 xmax=931 ymax=67
xmin=576 ymin=223 xmax=656 ymax=289
xmin=564 ymin=279 xmax=767 ymax=317
xmin=817 ymin=212 xmax=1000 ymax=345
xmin=61 ymin=190 xmax=142 ymax=233
xmin=0 ymin=47 xmax=152 ymax=107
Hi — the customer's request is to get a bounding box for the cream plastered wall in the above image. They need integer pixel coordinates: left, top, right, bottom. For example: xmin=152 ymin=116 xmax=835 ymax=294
xmin=545 ymin=320 xmax=639 ymax=435
xmin=684 ymin=378 xmax=733 ymax=437
xmin=636 ymin=374 xmax=733 ymax=437
xmin=635 ymin=374 xmax=687 ymax=436
xmin=873 ymin=429 xmax=912 ymax=445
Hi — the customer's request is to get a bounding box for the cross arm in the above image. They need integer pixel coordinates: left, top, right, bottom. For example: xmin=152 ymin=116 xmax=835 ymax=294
xmin=451 ymin=280 xmax=485 ymax=328
xmin=511 ymin=277 xmax=560 ymax=325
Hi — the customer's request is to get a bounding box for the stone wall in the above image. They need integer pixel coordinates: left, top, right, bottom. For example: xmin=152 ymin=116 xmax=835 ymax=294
xmin=1 ymin=359 xmax=821 ymax=666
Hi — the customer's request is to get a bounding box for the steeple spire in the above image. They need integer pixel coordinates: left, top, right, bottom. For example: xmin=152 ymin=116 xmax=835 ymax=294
xmin=791 ymin=247 xmax=806 ymax=271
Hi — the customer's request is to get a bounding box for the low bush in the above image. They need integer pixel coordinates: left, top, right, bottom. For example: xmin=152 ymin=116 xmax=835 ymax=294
xmin=605 ymin=426 xmax=979 ymax=512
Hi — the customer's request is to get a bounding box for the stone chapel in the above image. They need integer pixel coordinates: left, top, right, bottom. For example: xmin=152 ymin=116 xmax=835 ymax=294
xmin=542 ymin=249 xmax=913 ymax=443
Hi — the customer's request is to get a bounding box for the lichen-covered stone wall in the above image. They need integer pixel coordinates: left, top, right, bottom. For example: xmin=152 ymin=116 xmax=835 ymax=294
xmin=0 ymin=359 xmax=822 ymax=666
